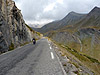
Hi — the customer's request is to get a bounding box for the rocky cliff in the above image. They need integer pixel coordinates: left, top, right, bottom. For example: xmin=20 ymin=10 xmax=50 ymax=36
xmin=0 ymin=0 xmax=41 ymax=52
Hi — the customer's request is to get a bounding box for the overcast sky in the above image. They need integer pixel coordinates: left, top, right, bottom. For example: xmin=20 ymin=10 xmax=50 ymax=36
xmin=13 ymin=0 xmax=100 ymax=27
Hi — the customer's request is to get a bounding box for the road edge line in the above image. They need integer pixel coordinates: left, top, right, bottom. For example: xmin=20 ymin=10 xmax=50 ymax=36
xmin=55 ymin=51 xmax=67 ymax=75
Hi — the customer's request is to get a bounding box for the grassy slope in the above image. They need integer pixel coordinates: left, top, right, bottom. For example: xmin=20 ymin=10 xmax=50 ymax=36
xmin=25 ymin=24 xmax=42 ymax=40
xmin=45 ymin=13 xmax=100 ymax=60
xmin=52 ymin=40 xmax=100 ymax=75
xmin=45 ymin=14 xmax=100 ymax=74
xmin=46 ymin=26 xmax=100 ymax=75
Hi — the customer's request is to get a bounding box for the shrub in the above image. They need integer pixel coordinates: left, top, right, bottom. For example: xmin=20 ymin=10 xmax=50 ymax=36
xmin=9 ymin=43 xmax=14 ymax=51
xmin=84 ymin=55 xmax=100 ymax=64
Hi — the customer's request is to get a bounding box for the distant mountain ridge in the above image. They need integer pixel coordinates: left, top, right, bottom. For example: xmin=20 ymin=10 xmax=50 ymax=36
xmin=36 ymin=11 xmax=86 ymax=33
xmin=60 ymin=11 xmax=86 ymax=26
xmin=74 ymin=6 xmax=100 ymax=29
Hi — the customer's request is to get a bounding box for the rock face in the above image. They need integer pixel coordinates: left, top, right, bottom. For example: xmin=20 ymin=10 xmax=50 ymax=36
xmin=0 ymin=0 xmax=40 ymax=52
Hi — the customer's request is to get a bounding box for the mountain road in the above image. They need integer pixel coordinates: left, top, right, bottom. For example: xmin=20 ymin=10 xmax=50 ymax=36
xmin=0 ymin=38 xmax=66 ymax=75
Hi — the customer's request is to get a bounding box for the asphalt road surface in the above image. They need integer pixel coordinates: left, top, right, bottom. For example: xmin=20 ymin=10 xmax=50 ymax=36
xmin=0 ymin=38 xmax=66 ymax=75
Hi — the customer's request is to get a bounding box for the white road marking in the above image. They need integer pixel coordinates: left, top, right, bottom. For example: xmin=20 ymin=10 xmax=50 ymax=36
xmin=51 ymin=52 xmax=54 ymax=59
xmin=49 ymin=44 xmax=50 ymax=46
xmin=50 ymin=46 xmax=52 ymax=49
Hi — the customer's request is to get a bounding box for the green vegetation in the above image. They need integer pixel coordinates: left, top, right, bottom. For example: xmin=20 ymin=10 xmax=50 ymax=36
xmin=84 ymin=55 xmax=100 ymax=64
xmin=72 ymin=62 xmax=79 ymax=68
xmin=73 ymin=71 xmax=80 ymax=75
xmin=9 ymin=42 xmax=31 ymax=51
xmin=36 ymin=32 xmax=41 ymax=36
xmin=80 ymin=37 xmax=100 ymax=62
xmin=25 ymin=24 xmax=42 ymax=40
xmin=9 ymin=43 xmax=14 ymax=51
xmin=61 ymin=45 xmax=88 ymax=62
xmin=63 ymin=63 xmax=67 ymax=66
xmin=20 ymin=42 xmax=30 ymax=46
xmin=61 ymin=45 xmax=100 ymax=64
xmin=51 ymin=40 xmax=100 ymax=74
xmin=45 ymin=31 xmax=57 ymax=38
xmin=59 ymin=44 xmax=100 ymax=75
xmin=0 ymin=46 xmax=2 ymax=49
xmin=25 ymin=24 xmax=35 ymax=33
xmin=0 ymin=46 xmax=3 ymax=54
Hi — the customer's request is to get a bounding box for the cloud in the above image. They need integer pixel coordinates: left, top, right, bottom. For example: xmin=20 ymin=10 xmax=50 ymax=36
xmin=56 ymin=0 xmax=64 ymax=4
xmin=13 ymin=0 xmax=100 ymax=27
xmin=43 ymin=3 xmax=56 ymax=12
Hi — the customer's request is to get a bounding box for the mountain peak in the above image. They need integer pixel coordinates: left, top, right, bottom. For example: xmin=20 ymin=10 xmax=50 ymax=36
xmin=92 ymin=6 xmax=100 ymax=12
xmin=93 ymin=6 xmax=100 ymax=10
xmin=66 ymin=11 xmax=85 ymax=18
xmin=69 ymin=11 xmax=76 ymax=14
xmin=89 ymin=6 xmax=100 ymax=16
xmin=68 ymin=11 xmax=85 ymax=16
xmin=68 ymin=11 xmax=78 ymax=15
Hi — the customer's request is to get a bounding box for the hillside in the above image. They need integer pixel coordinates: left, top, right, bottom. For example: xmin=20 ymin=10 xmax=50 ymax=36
xmin=37 ymin=12 xmax=86 ymax=33
xmin=45 ymin=7 xmax=100 ymax=75
xmin=0 ymin=0 xmax=41 ymax=53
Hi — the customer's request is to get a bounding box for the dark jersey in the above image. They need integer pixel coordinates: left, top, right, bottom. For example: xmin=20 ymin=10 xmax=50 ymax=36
xmin=32 ymin=38 xmax=36 ymax=41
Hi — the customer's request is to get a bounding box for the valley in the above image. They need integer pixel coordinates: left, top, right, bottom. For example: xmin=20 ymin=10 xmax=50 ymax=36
xmin=35 ymin=6 xmax=100 ymax=75
xmin=0 ymin=0 xmax=100 ymax=75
